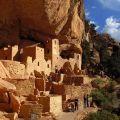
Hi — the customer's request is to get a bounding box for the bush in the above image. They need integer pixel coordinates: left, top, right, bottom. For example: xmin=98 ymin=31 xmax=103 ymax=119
xmin=86 ymin=110 xmax=120 ymax=120
xmin=94 ymin=79 xmax=105 ymax=85
xmin=91 ymin=89 xmax=106 ymax=107
xmin=106 ymin=81 xmax=117 ymax=93
xmin=91 ymin=85 xmax=118 ymax=110
xmin=81 ymin=40 xmax=91 ymax=68
xmin=92 ymin=78 xmax=105 ymax=88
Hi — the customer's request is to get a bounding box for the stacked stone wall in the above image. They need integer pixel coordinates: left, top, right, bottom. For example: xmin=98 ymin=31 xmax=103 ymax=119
xmin=1 ymin=60 xmax=25 ymax=79
xmin=6 ymin=78 xmax=35 ymax=96
xmin=50 ymin=95 xmax=62 ymax=115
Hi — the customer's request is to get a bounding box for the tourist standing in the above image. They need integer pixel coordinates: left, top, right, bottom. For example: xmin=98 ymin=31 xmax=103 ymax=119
xmin=87 ymin=94 xmax=89 ymax=107
xmin=74 ymin=98 xmax=79 ymax=111
xmin=84 ymin=94 xmax=87 ymax=108
xmin=88 ymin=95 xmax=92 ymax=107
xmin=68 ymin=102 xmax=75 ymax=112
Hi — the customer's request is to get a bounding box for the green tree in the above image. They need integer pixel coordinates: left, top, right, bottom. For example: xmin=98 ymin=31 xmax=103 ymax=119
xmin=108 ymin=46 xmax=120 ymax=78
xmin=91 ymin=81 xmax=118 ymax=110
xmin=81 ymin=40 xmax=91 ymax=68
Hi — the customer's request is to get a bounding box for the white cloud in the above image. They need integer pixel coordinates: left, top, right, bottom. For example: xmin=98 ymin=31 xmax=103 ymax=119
xmin=90 ymin=21 xmax=100 ymax=30
xmin=98 ymin=0 xmax=120 ymax=11
xmin=90 ymin=21 xmax=96 ymax=24
xmin=95 ymin=26 xmax=100 ymax=30
xmin=103 ymin=16 xmax=120 ymax=41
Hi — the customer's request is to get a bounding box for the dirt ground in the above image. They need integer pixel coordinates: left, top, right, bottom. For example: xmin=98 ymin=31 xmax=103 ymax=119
xmin=56 ymin=107 xmax=97 ymax=120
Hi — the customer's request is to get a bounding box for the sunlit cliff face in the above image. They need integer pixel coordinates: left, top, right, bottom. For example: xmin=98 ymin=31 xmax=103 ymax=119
xmin=0 ymin=0 xmax=85 ymax=47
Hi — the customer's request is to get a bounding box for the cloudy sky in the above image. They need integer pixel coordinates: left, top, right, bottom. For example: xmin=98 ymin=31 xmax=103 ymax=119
xmin=85 ymin=0 xmax=120 ymax=41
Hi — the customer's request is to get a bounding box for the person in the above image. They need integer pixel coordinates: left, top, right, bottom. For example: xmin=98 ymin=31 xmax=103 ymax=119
xmin=100 ymin=70 xmax=104 ymax=77
xmin=84 ymin=94 xmax=87 ymax=108
xmin=88 ymin=94 xmax=93 ymax=107
xmin=68 ymin=102 xmax=75 ymax=112
xmin=74 ymin=98 xmax=79 ymax=111
xmin=71 ymin=103 xmax=75 ymax=112
xmin=86 ymin=94 xmax=89 ymax=107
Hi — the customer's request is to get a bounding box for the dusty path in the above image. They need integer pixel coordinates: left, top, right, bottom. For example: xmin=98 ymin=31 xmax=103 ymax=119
xmin=56 ymin=108 xmax=97 ymax=120
xmin=56 ymin=111 xmax=78 ymax=120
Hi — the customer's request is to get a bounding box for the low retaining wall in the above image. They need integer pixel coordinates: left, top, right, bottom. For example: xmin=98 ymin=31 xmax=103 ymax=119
xmin=1 ymin=60 xmax=25 ymax=79
xmin=5 ymin=78 xmax=35 ymax=96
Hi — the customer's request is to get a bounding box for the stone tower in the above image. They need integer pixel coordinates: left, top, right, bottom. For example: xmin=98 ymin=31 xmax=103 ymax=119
xmin=45 ymin=39 xmax=60 ymax=72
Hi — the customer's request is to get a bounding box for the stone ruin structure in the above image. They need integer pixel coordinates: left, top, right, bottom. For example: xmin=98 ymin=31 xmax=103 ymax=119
xmin=0 ymin=39 xmax=82 ymax=78
xmin=0 ymin=38 xmax=92 ymax=120
xmin=0 ymin=0 xmax=92 ymax=119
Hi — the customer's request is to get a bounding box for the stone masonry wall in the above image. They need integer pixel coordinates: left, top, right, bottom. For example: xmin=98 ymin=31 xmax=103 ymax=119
xmin=0 ymin=45 xmax=19 ymax=61
xmin=50 ymin=95 xmax=62 ymax=115
xmin=33 ymin=59 xmax=51 ymax=76
xmin=63 ymin=75 xmax=91 ymax=86
xmin=1 ymin=60 xmax=25 ymax=79
xmin=38 ymin=96 xmax=50 ymax=113
xmin=6 ymin=78 xmax=35 ymax=96
xmin=64 ymin=84 xmax=92 ymax=108
xmin=38 ymin=95 xmax=62 ymax=115
xmin=0 ymin=61 xmax=11 ymax=78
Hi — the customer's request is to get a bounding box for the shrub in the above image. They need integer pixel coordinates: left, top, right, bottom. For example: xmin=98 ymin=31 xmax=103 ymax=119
xmin=91 ymin=87 xmax=118 ymax=110
xmin=106 ymin=81 xmax=117 ymax=93
xmin=94 ymin=79 xmax=105 ymax=85
xmin=92 ymin=78 xmax=105 ymax=88
xmin=86 ymin=110 xmax=120 ymax=120
xmin=91 ymin=89 xmax=106 ymax=107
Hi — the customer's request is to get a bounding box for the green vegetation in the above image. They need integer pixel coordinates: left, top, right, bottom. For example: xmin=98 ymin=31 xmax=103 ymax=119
xmin=91 ymin=90 xmax=117 ymax=110
xmin=83 ymin=17 xmax=120 ymax=120
xmin=82 ymin=19 xmax=120 ymax=79
xmin=93 ymin=78 xmax=105 ymax=85
xmin=91 ymin=81 xmax=118 ymax=110
xmin=88 ymin=80 xmax=120 ymax=119
xmin=107 ymin=46 xmax=120 ymax=78
xmin=81 ymin=40 xmax=91 ymax=68
xmin=86 ymin=110 xmax=120 ymax=120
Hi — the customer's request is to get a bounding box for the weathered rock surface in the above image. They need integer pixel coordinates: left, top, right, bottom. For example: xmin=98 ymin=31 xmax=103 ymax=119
xmin=9 ymin=92 xmax=20 ymax=113
xmin=0 ymin=78 xmax=16 ymax=92
xmin=0 ymin=61 xmax=11 ymax=79
xmin=0 ymin=111 xmax=10 ymax=120
xmin=0 ymin=0 xmax=85 ymax=46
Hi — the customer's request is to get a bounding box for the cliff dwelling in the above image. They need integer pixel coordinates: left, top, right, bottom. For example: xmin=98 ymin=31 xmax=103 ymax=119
xmin=0 ymin=0 xmax=95 ymax=120
xmin=0 ymin=37 xmax=91 ymax=119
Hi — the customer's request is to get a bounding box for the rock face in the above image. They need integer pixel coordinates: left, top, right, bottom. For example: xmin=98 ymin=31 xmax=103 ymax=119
xmin=0 ymin=78 xmax=16 ymax=92
xmin=0 ymin=0 xmax=85 ymax=46
xmin=0 ymin=61 xmax=11 ymax=79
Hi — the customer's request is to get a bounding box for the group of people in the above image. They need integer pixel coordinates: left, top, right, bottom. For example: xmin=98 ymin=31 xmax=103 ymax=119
xmin=68 ymin=98 xmax=79 ymax=112
xmin=68 ymin=94 xmax=92 ymax=112
xmin=84 ymin=94 xmax=92 ymax=108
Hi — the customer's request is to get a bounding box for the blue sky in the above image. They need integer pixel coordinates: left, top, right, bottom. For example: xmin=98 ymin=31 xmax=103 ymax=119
xmin=85 ymin=0 xmax=120 ymax=41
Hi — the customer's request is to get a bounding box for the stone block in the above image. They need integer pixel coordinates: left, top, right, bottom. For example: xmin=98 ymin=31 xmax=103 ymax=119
xmin=19 ymin=102 xmax=42 ymax=120
xmin=35 ymin=78 xmax=52 ymax=92
xmin=51 ymin=84 xmax=65 ymax=95
xmin=63 ymin=75 xmax=91 ymax=86
xmin=50 ymin=95 xmax=62 ymax=115
xmin=38 ymin=95 xmax=62 ymax=115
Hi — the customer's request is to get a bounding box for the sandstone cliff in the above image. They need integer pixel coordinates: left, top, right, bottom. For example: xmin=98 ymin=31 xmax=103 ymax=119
xmin=0 ymin=0 xmax=85 ymax=47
